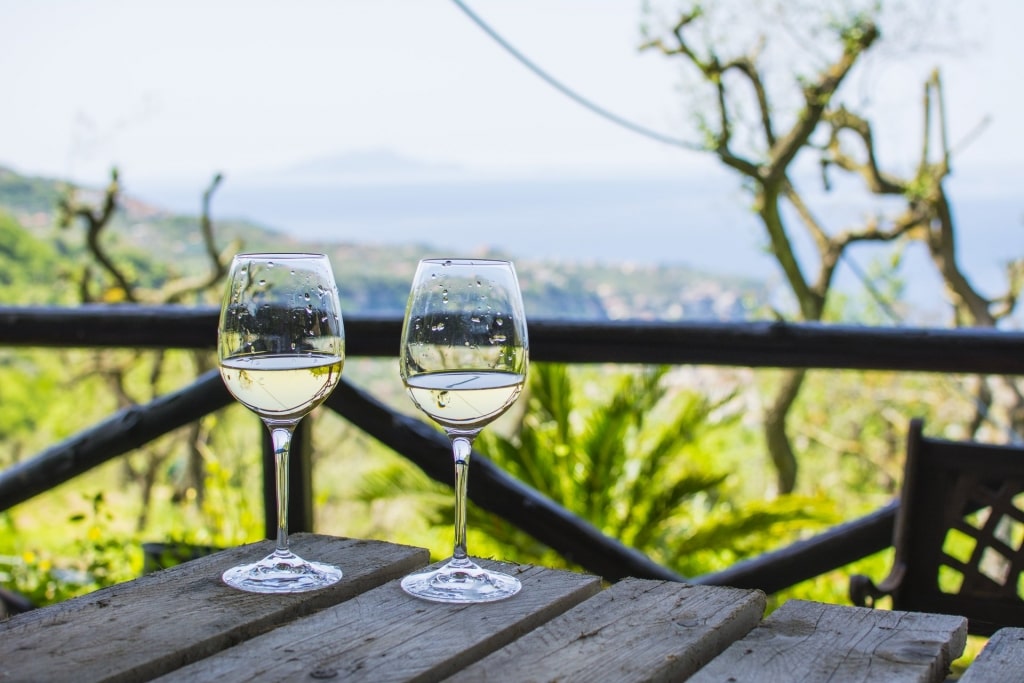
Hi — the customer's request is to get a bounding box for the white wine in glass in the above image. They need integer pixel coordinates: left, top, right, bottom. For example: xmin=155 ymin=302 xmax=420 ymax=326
xmin=399 ymin=258 xmax=528 ymax=603
xmin=218 ymin=253 xmax=345 ymax=593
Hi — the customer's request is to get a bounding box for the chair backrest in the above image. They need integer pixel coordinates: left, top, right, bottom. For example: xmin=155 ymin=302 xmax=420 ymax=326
xmin=891 ymin=418 xmax=1024 ymax=635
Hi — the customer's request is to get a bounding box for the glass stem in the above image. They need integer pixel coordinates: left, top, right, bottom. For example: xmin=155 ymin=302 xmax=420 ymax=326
xmin=269 ymin=424 xmax=295 ymax=554
xmin=450 ymin=435 xmax=473 ymax=562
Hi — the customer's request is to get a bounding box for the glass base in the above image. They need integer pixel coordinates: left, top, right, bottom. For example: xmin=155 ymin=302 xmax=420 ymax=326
xmin=222 ymin=548 xmax=342 ymax=594
xmin=400 ymin=557 xmax=521 ymax=603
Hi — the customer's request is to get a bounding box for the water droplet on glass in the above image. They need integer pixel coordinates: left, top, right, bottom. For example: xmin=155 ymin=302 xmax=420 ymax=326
xmin=470 ymin=316 xmax=481 ymax=323
xmin=496 ymin=318 xmax=504 ymax=326
xmin=490 ymin=334 xmax=507 ymax=343
xmin=304 ymin=292 xmax=311 ymax=300
xmin=258 ymin=279 xmax=267 ymax=286
xmin=432 ymin=322 xmax=446 ymax=332
xmin=436 ymin=391 xmax=450 ymax=408
xmin=443 ymin=260 xmax=452 ymax=267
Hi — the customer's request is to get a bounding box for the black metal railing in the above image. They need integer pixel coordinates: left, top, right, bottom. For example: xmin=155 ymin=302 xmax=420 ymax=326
xmin=1 ymin=305 xmax=1021 ymax=590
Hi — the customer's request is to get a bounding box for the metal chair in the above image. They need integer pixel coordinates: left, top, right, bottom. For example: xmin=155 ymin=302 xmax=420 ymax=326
xmin=850 ymin=418 xmax=1024 ymax=636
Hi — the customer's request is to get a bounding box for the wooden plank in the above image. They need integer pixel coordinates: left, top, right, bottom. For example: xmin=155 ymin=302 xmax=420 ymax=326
xmin=445 ymin=578 xmax=766 ymax=683
xmin=154 ymin=561 xmax=603 ymax=682
xmin=960 ymin=627 xmax=1024 ymax=683
xmin=0 ymin=534 xmax=428 ymax=683
xmin=688 ymin=600 xmax=968 ymax=683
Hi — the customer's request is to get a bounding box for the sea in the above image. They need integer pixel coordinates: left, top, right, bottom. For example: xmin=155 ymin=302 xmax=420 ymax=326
xmin=132 ymin=168 xmax=1023 ymax=325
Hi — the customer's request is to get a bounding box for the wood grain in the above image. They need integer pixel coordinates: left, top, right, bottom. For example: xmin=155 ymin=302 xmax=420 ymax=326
xmin=0 ymin=534 xmax=428 ymax=683
xmin=154 ymin=561 xmax=602 ymax=683
xmin=959 ymin=627 xmax=1024 ymax=683
xmin=688 ymin=600 xmax=968 ymax=683
xmin=444 ymin=578 xmax=766 ymax=683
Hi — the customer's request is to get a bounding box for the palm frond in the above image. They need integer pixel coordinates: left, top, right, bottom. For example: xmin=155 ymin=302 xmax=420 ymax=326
xmin=472 ymin=362 xmax=833 ymax=582
xmin=623 ymin=470 xmax=730 ymax=548
xmin=666 ymin=495 xmax=837 ymax=575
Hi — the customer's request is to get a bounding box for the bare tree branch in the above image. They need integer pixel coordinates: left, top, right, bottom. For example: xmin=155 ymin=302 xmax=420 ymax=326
xmin=161 ymin=173 xmax=240 ymax=304
xmin=642 ymin=6 xmax=1022 ymax=487
xmin=58 ymin=168 xmax=138 ymax=303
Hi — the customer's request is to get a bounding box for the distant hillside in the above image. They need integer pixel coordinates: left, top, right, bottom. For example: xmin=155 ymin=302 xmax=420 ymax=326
xmin=0 ymin=166 xmax=65 ymax=215
xmin=0 ymin=166 xmax=766 ymax=320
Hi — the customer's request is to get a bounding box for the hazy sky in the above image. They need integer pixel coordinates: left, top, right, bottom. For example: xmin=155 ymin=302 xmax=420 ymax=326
xmin=2 ymin=0 xmax=1022 ymax=192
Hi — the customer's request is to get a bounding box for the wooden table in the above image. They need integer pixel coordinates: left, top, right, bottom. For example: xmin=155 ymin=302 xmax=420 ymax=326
xmin=0 ymin=533 xmax=1019 ymax=682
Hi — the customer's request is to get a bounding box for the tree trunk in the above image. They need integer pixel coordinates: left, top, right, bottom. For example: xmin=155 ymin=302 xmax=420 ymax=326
xmin=763 ymin=368 xmax=807 ymax=494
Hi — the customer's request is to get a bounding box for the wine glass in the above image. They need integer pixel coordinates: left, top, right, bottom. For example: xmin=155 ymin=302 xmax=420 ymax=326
xmin=399 ymin=258 xmax=529 ymax=603
xmin=217 ymin=253 xmax=345 ymax=593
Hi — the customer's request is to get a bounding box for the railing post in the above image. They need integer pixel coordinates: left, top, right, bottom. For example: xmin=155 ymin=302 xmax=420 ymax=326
xmin=261 ymin=419 xmax=314 ymax=539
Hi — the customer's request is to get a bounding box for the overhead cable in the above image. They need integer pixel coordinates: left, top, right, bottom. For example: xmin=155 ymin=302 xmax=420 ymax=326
xmin=449 ymin=0 xmax=701 ymax=152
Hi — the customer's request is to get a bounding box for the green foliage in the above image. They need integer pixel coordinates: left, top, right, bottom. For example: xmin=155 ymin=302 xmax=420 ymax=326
xmin=0 ymin=167 xmax=64 ymax=215
xmin=0 ymin=492 xmax=140 ymax=606
xmin=474 ymin=363 xmax=833 ymax=577
xmin=0 ymin=210 xmax=66 ymax=304
xmin=0 ymin=350 xmax=67 ymax=453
